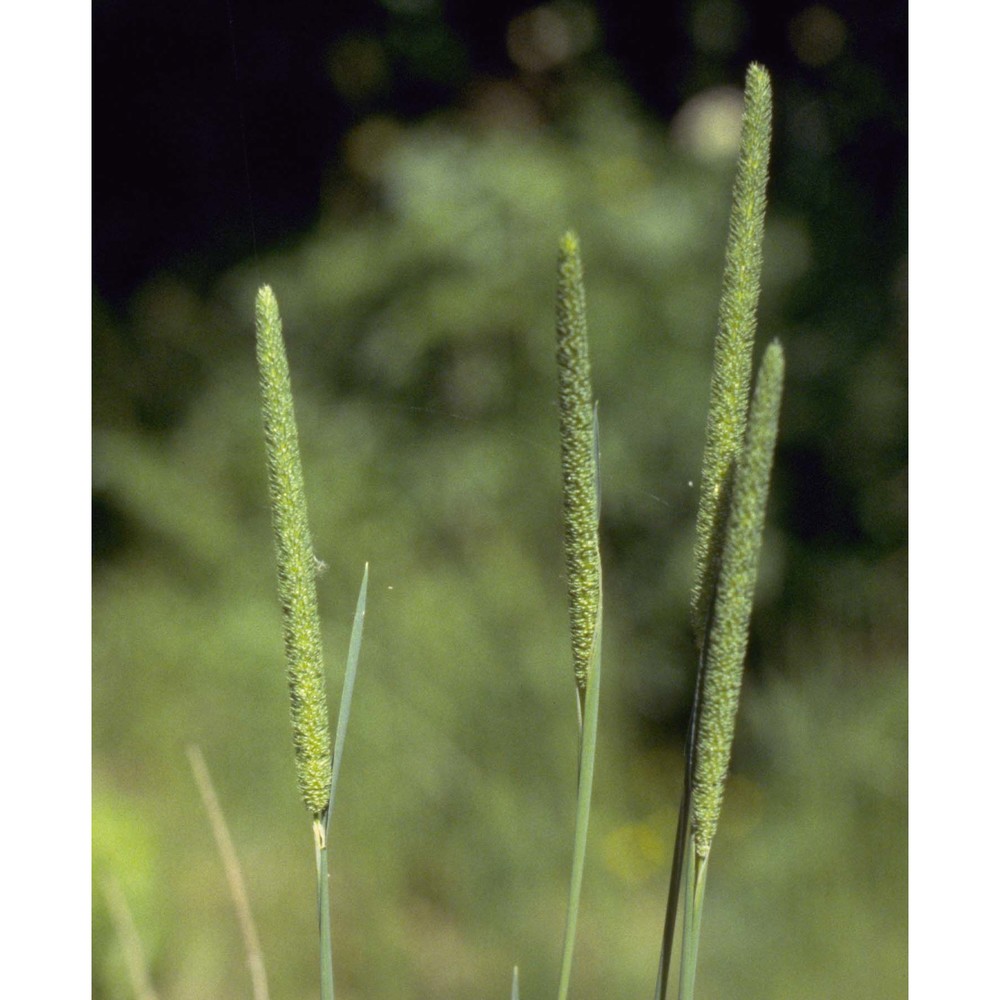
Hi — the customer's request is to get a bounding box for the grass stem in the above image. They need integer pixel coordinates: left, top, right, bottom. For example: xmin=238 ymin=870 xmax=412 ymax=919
xmin=314 ymin=819 xmax=334 ymax=1000
xmin=187 ymin=745 xmax=270 ymax=1000
xmin=556 ymin=591 xmax=602 ymax=1000
xmin=677 ymin=851 xmax=708 ymax=1000
xmin=101 ymin=878 xmax=160 ymax=1000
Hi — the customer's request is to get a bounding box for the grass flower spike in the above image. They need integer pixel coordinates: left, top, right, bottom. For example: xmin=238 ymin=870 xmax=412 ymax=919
xmin=657 ymin=65 xmax=780 ymax=1000
xmin=255 ymin=284 xmax=332 ymax=817
xmin=255 ymin=286 xmax=369 ymax=1000
xmin=555 ymin=230 xmax=601 ymax=701
xmin=237 ymin=66 xmax=779 ymax=1000
xmin=691 ymin=340 xmax=784 ymax=859
xmin=553 ymin=231 xmax=605 ymax=1000
xmin=691 ymin=63 xmax=773 ymax=650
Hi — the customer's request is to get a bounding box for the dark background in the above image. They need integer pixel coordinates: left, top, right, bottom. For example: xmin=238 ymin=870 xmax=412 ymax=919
xmin=94 ymin=0 xmax=905 ymax=318
xmin=93 ymin=2 xmax=906 ymax=997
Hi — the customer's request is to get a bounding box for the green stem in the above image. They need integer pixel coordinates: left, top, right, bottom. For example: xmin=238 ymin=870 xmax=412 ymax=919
xmin=677 ymin=850 xmax=709 ymax=1000
xmin=556 ymin=588 xmax=602 ymax=1000
xmin=656 ymin=630 xmax=711 ymax=999
xmin=314 ymin=819 xmax=334 ymax=1000
xmin=654 ymin=769 xmax=691 ymax=1000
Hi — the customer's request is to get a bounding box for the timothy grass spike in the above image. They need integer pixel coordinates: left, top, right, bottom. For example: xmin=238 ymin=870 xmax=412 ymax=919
xmin=691 ymin=63 xmax=773 ymax=650
xmin=556 ymin=231 xmax=601 ymax=701
xmin=553 ymin=231 xmax=604 ymax=1000
xmin=255 ymin=284 xmax=332 ymax=817
xmin=691 ymin=340 xmax=784 ymax=859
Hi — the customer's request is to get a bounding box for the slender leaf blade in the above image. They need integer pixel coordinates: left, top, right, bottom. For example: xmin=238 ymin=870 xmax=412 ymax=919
xmin=325 ymin=562 xmax=369 ymax=837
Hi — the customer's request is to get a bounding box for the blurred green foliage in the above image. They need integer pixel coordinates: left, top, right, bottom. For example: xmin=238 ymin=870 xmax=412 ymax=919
xmin=93 ymin=73 xmax=905 ymax=999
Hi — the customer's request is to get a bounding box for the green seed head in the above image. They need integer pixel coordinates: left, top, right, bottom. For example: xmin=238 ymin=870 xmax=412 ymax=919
xmin=255 ymin=285 xmax=332 ymax=816
xmin=691 ymin=63 xmax=773 ymax=650
xmin=555 ymin=231 xmax=601 ymax=696
xmin=691 ymin=340 xmax=783 ymax=859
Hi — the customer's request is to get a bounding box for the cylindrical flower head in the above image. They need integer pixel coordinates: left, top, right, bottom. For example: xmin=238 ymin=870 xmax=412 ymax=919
xmin=255 ymin=285 xmax=332 ymax=816
xmin=555 ymin=232 xmax=601 ymax=697
xmin=691 ymin=63 xmax=773 ymax=650
xmin=691 ymin=341 xmax=783 ymax=859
